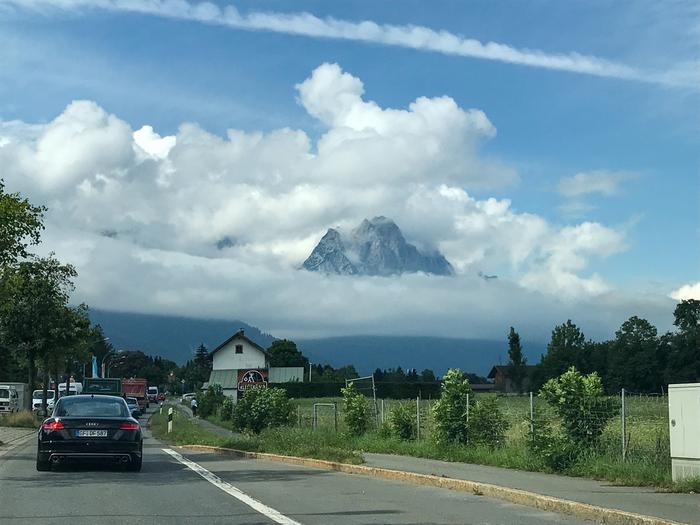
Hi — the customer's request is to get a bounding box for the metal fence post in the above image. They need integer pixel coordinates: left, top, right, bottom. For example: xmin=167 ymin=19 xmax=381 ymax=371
xmin=381 ymin=399 xmax=385 ymax=424
xmin=621 ymin=388 xmax=626 ymax=461
xmin=529 ymin=391 xmax=534 ymax=438
xmin=416 ymin=396 xmax=421 ymax=440
xmin=466 ymin=393 xmax=470 ymax=424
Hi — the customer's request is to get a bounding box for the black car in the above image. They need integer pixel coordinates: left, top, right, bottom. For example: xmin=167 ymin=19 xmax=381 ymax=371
xmin=37 ymin=395 xmax=143 ymax=472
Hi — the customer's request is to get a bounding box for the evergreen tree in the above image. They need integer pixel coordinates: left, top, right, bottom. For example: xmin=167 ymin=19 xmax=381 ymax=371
xmin=506 ymin=326 xmax=527 ymax=393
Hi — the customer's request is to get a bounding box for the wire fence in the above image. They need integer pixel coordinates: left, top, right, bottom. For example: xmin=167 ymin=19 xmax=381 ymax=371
xmin=290 ymin=391 xmax=670 ymax=465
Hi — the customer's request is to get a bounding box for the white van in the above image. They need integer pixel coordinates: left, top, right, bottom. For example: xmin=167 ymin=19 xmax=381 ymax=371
xmin=58 ymin=382 xmax=83 ymax=397
xmin=0 ymin=385 xmax=21 ymax=413
xmin=32 ymin=389 xmax=56 ymax=413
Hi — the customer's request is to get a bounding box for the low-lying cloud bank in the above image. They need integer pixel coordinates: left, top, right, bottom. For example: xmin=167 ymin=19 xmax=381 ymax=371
xmin=0 ymin=63 xmax=677 ymax=339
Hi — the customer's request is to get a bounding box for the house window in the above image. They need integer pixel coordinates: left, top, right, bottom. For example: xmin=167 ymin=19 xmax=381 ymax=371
xmin=235 ymin=344 xmax=243 ymax=354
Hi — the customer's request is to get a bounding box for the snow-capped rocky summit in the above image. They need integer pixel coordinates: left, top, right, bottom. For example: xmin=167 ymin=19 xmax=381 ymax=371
xmin=303 ymin=217 xmax=453 ymax=276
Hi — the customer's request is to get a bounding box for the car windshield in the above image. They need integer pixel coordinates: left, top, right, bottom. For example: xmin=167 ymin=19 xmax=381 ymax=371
xmin=0 ymin=390 xmax=9 ymax=399
xmin=127 ymin=398 xmax=137 ymax=404
xmin=54 ymin=396 xmax=129 ymax=418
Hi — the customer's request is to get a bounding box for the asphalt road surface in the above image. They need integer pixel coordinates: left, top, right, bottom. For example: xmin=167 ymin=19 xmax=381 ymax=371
xmin=0 ymin=415 xmax=593 ymax=525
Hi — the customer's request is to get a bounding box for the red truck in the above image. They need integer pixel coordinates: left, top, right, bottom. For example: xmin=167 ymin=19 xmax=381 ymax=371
xmin=121 ymin=378 xmax=149 ymax=410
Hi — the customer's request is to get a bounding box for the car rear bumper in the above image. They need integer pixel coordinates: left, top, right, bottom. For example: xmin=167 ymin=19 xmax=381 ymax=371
xmin=38 ymin=440 xmax=141 ymax=462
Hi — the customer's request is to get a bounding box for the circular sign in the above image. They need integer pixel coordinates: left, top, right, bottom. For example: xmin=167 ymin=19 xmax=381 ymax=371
xmin=238 ymin=370 xmax=267 ymax=391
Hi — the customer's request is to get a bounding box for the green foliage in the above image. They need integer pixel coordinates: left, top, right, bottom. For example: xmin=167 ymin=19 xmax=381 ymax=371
xmin=665 ymin=300 xmax=700 ymax=384
xmin=433 ymin=368 xmax=472 ymax=444
xmin=536 ymin=320 xmax=587 ymax=389
xmin=231 ymin=387 xmax=294 ymax=433
xmin=419 ymin=368 xmax=436 ymax=382
xmin=607 ymin=316 xmax=660 ymax=392
xmin=540 ymin=367 xmax=617 ymax=445
xmin=0 ymin=180 xmax=45 ymax=267
xmin=506 ymin=327 xmax=527 ymax=393
xmin=267 ymin=339 xmax=307 ymax=367
xmin=527 ymin=407 xmax=579 ymax=470
xmin=388 ymin=401 xmax=416 ymax=440
xmin=197 ymin=384 xmax=225 ymax=419
xmin=311 ymin=363 xmax=359 ymax=383
xmin=220 ymin=396 xmax=235 ymax=421
xmin=341 ymin=382 xmax=370 ymax=436
xmin=468 ymin=397 xmax=508 ymax=449
xmin=0 ymin=256 xmax=78 ymax=393
xmin=108 ymin=350 xmax=178 ymax=388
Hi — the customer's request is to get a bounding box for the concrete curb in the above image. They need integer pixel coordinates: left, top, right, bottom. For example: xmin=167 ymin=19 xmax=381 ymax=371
xmin=182 ymin=444 xmax=688 ymax=525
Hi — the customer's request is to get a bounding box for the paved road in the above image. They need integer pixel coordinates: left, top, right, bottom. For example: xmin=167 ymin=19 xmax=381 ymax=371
xmin=0 ymin=414 xmax=593 ymax=525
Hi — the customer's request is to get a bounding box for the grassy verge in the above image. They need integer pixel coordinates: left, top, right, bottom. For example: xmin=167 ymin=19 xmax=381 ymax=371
xmin=0 ymin=411 xmax=39 ymax=428
xmin=149 ymin=407 xmax=227 ymax=446
xmin=151 ymin=406 xmax=362 ymax=464
xmin=159 ymin=407 xmax=695 ymax=492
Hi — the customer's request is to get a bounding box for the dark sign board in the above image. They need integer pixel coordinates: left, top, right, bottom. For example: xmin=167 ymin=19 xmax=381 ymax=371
xmin=237 ymin=369 xmax=268 ymax=392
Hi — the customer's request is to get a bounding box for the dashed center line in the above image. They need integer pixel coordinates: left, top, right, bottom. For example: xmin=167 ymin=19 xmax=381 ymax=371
xmin=162 ymin=448 xmax=303 ymax=525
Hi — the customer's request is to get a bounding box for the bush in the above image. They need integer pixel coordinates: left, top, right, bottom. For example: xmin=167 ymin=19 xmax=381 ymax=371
xmin=433 ymin=368 xmax=472 ymax=444
xmin=197 ymin=384 xmax=225 ymax=418
xmin=341 ymin=382 xmax=370 ymax=436
xmin=220 ymin=396 xmax=235 ymax=421
xmin=527 ymin=407 xmax=579 ymax=471
xmin=231 ymin=388 xmax=293 ymax=434
xmin=388 ymin=401 xmax=416 ymax=440
xmin=540 ymin=367 xmax=616 ymax=446
xmin=468 ymin=397 xmax=508 ymax=448
xmin=0 ymin=410 xmax=38 ymax=428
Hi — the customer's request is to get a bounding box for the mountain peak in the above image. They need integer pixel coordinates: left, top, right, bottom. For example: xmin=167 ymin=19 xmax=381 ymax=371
xmin=303 ymin=217 xmax=453 ymax=277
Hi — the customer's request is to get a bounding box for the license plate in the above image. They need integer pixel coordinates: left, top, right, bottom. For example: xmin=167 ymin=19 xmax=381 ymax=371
xmin=75 ymin=429 xmax=108 ymax=438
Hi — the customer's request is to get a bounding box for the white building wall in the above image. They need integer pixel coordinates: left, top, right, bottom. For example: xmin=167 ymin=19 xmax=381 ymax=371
xmin=212 ymin=338 xmax=267 ymax=370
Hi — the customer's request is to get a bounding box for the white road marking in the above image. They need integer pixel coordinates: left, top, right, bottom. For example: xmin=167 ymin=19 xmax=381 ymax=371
xmin=162 ymin=448 xmax=303 ymax=525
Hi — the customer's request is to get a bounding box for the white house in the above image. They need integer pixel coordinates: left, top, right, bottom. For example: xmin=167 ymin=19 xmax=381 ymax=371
xmin=207 ymin=329 xmax=271 ymax=401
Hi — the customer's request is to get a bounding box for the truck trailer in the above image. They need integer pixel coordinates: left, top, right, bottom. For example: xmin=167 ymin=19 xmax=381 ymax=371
xmin=122 ymin=378 xmax=149 ymax=410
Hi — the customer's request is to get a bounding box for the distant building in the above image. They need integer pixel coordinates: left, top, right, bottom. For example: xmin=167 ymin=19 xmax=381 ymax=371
xmin=487 ymin=365 xmax=535 ymax=393
xmin=207 ymin=329 xmax=303 ymax=401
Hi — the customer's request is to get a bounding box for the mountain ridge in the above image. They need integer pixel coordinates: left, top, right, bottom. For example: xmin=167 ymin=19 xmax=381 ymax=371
xmin=303 ymin=216 xmax=454 ymax=276
xmin=87 ymin=309 xmax=544 ymax=375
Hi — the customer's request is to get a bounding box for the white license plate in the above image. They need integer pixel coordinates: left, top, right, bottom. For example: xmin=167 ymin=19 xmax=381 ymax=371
xmin=76 ymin=429 xmax=108 ymax=438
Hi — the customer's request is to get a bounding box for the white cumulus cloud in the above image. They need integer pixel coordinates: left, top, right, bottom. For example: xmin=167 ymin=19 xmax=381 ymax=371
xmin=0 ymin=63 xmax=673 ymax=339
xmin=671 ymin=282 xmax=700 ymax=301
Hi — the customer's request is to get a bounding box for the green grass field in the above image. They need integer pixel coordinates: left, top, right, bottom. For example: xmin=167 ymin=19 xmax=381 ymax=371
xmin=286 ymin=393 xmax=673 ymax=486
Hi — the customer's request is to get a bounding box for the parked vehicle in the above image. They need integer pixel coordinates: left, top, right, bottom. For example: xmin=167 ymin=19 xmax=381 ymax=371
xmin=58 ymin=381 xmax=83 ymax=397
xmin=147 ymin=386 xmax=158 ymax=404
xmin=0 ymin=383 xmax=29 ymax=413
xmin=181 ymin=392 xmax=196 ymax=403
xmin=122 ymin=379 xmax=149 ymax=410
xmin=83 ymin=378 xmax=122 ymax=397
xmin=32 ymin=389 xmax=56 ymax=415
xmin=125 ymin=397 xmax=141 ymax=418
xmin=36 ymin=395 xmax=143 ymax=472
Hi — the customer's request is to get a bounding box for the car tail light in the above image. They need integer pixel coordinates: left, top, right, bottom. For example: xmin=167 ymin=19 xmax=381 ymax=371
xmin=42 ymin=420 xmax=64 ymax=431
xmin=120 ymin=422 xmax=140 ymax=431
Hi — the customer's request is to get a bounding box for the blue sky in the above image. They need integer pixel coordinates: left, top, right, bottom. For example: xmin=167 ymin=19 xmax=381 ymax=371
xmin=0 ymin=0 xmax=697 ymax=337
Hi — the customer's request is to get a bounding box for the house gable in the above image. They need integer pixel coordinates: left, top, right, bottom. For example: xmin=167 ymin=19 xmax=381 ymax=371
xmin=211 ymin=330 xmax=269 ymax=371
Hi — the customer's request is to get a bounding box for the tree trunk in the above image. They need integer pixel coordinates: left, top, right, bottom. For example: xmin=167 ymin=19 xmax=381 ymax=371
xmin=41 ymin=370 xmax=49 ymax=416
xmin=27 ymin=350 xmax=35 ymax=410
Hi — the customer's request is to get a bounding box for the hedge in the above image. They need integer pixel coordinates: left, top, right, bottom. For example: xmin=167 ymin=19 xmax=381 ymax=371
xmin=276 ymin=381 xmax=442 ymax=399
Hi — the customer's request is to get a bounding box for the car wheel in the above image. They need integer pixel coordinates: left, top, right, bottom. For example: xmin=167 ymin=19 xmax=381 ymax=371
xmin=127 ymin=454 xmax=142 ymax=472
xmin=36 ymin=455 xmax=51 ymax=472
